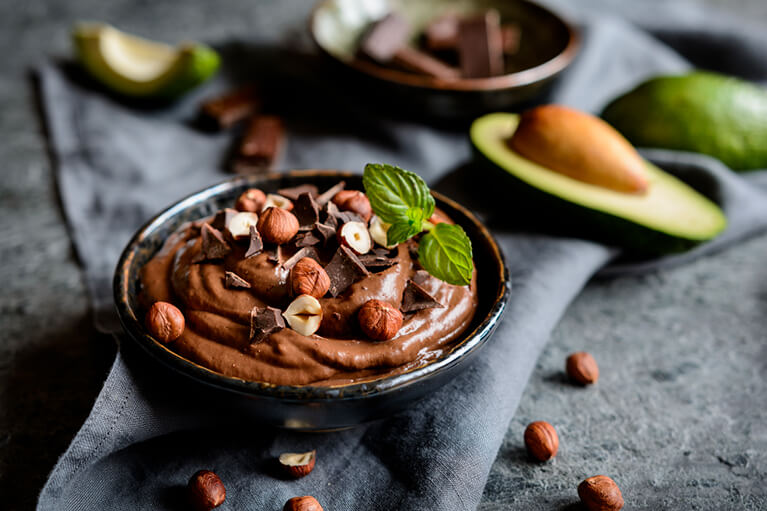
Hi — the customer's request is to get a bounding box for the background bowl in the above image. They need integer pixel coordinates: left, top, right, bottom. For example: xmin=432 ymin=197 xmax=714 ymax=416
xmin=310 ymin=0 xmax=579 ymax=119
xmin=114 ymin=170 xmax=509 ymax=430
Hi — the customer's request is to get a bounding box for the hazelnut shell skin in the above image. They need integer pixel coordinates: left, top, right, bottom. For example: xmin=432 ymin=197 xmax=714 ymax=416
xmin=145 ymin=301 xmax=185 ymax=344
xmin=358 ymin=299 xmax=403 ymax=341
xmin=523 ymin=421 xmax=559 ymax=461
xmin=578 ymin=475 xmax=624 ymax=511
xmin=279 ymin=450 xmax=317 ymax=478
xmin=566 ymin=351 xmax=599 ymax=385
xmin=283 ymin=495 xmax=324 ymax=511
xmin=187 ymin=470 xmax=226 ymax=511
xmin=257 ymin=207 xmax=299 ymax=244
xmin=290 ymin=258 xmax=330 ymax=298
xmin=235 ymin=188 xmax=266 ymax=212
xmin=332 ymin=190 xmax=372 ymax=222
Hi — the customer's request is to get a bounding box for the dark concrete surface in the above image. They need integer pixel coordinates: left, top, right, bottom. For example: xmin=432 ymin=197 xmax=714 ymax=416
xmin=0 ymin=1 xmax=765 ymax=509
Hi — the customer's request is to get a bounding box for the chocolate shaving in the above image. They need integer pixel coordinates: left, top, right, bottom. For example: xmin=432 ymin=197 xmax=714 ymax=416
xmin=359 ymin=13 xmax=411 ymax=63
xmin=315 ymin=222 xmax=337 ymax=245
xmin=265 ymin=244 xmax=282 ymax=264
xmin=293 ymin=192 xmax=320 ymax=228
xmin=358 ymin=253 xmax=398 ymax=271
xmin=315 ymin=181 xmax=346 ymax=207
xmin=326 ymin=201 xmax=362 ymax=225
xmin=249 ymin=305 xmax=285 ymax=344
xmin=210 ymin=208 xmax=239 ymax=232
xmin=281 ymin=247 xmax=320 ymax=271
xmin=295 ymin=231 xmax=321 ymax=248
xmin=232 ymin=115 xmax=284 ymax=174
xmin=325 ymin=245 xmax=371 ymax=297
xmin=413 ymin=269 xmax=430 ymax=285
xmin=244 ymin=226 xmax=263 ymax=258
xmin=225 ymin=271 xmax=251 ymax=289
xmin=278 ymin=184 xmax=319 ymax=201
xmin=198 ymin=85 xmax=261 ymax=130
xmin=194 ymin=224 xmax=231 ymax=262
xmin=401 ymin=280 xmax=444 ymax=313
xmin=373 ymin=246 xmax=397 ymax=258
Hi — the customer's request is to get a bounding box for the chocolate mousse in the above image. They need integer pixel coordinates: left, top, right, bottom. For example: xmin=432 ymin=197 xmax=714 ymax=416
xmin=140 ymin=170 xmax=478 ymax=386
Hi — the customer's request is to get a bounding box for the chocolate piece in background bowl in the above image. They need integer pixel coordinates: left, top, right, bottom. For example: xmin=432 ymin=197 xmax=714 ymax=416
xmin=359 ymin=12 xmax=411 ymax=63
xmin=458 ymin=10 xmax=504 ymax=78
xmin=309 ymin=0 xmax=579 ymax=119
xmin=391 ymin=46 xmax=460 ymax=80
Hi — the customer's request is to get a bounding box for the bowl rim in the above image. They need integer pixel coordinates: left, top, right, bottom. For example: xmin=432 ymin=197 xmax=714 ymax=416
xmin=308 ymin=0 xmax=580 ymax=92
xmin=114 ymin=170 xmax=510 ymax=402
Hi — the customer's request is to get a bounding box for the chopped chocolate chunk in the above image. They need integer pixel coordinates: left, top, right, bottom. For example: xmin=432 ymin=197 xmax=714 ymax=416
xmin=293 ymin=192 xmax=320 ymax=228
xmin=277 ymin=184 xmax=319 ymax=201
xmin=425 ymin=13 xmax=460 ymax=50
xmin=265 ymin=244 xmax=282 ymax=264
xmin=198 ymin=85 xmax=261 ymax=130
xmin=281 ymin=247 xmax=320 ymax=271
xmin=373 ymin=246 xmax=397 ymax=258
xmin=458 ymin=10 xmax=504 ymax=78
xmin=392 ymin=46 xmax=460 ymax=79
xmin=244 ymin=226 xmax=263 ymax=258
xmin=315 ymin=181 xmax=346 ymax=207
xmin=325 ymin=246 xmax=371 ymax=297
xmin=249 ymin=305 xmax=285 ymax=343
xmin=232 ymin=115 xmax=284 ymax=174
xmin=401 ymin=280 xmax=444 ymax=313
xmin=295 ymin=231 xmax=321 ymax=248
xmin=359 ymin=13 xmax=411 ymax=63
xmin=315 ymin=222 xmax=337 ymax=245
xmin=358 ymin=253 xmax=398 ymax=271
xmin=193 ymin=224 xmax=231 ymax=262
xmin=501 ymin=23 xmax=521 ymax=55
xmin=326 ymin=201 xmax=363 ymax=225
xmin=210 ymin=208 xmax=239 ymax=232
xmin=225 ymin=271 xmax=251 ymax=289
xmin=413 ymin=269 xmax=430 ymax=285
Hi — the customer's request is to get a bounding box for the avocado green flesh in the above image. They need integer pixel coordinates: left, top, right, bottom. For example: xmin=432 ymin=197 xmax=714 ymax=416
xmin=471 ymin=113 xmax=727 ymax=248
xmin=602 ymin=72 xmax=767 ymax=171
xmin=73 ymin=23 xmax=219 ymax=99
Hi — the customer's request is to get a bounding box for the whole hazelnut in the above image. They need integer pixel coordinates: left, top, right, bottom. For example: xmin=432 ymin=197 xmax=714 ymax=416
xmin=578 ymin=475 xmax=624 ymax=511
xmin=566 ymin=351 xmax=599 ymax=385
xmin=257 ymin=206 xmax=299 ymax=244
xmin=187 ymin=470 xmax=226 ymax=511
xmin=235 ymin=188 xmax=266 ymax=212
xmin=332 ymin=190 xmax=372 ymax=222
xmin=145 ymin=301 xmax=185 ymax=344
xmin=283 ymin=496 xmax=323 ymax=511
xmin=358 ymin=299 xmax=403 ymax=341
xmin=523 ymin=421 xmax=559 ymax=461
xmin=290 ymin=258 xmax=330 ymax=298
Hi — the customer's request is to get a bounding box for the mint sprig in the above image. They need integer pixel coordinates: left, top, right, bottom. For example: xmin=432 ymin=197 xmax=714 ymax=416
xmin=362 ymin=163 xmax=474 ymax=286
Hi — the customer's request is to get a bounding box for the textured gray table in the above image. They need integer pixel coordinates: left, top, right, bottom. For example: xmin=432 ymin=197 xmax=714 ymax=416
xmin=1 ymin=1 xmax=766 ymax=510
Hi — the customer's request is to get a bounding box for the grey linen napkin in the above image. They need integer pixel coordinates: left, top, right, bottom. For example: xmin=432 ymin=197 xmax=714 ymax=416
xmin=36 ymin=14 xmax=767 ymax=511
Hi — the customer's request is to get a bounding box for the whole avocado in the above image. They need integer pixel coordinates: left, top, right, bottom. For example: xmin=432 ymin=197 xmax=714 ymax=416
xmin=602 ymin=72 xmax=767 ymax=171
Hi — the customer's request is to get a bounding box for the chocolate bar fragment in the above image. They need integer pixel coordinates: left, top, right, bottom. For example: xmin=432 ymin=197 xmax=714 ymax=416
xmin=281 ymin=246 xmax=320 ymax=271
xmin=401 ymin=280 xmax=444 ymax=313
xmin=232 ymin=115 xmax=285 ymax=175
xmin=392 ymin=46 xmax=460 ymax=79
xmin=244 ymin=226 xmax=263 ymax=258
xmin=501 ymin=23 xmax=521 ymax=55
xmin=358 ymin=253 xmax=398 ymax=272
xmin=193 ymin=224 xmax=231 ymax=262
xmin=359 ymin=13 xmax=411 ymax=63
xmin=315 ymin=181 xmax=345 ymax=207
xmin=225 ymin=271 xmax=251 ymax=289
xmin=293 ymin=192 xmax=320 ymax=228
xmin=249 ymin=306 xmax=285 ymax=344
xmin=295 ymin=231 xmax=321 ymax=248
xmin=424 ymin=13 xmax=459 ymax=50
xmin=458 ymin=10 xmax=504 ymax=78
xmin=278 ymin=184 xmax=319 ymax=201
xmin=199 ymin=85 xmax=261 ymax=130
xmin=325 ymin=246 xmax=370 ymax=297
xmin=210 ymin=208 xmax=238 ymax=232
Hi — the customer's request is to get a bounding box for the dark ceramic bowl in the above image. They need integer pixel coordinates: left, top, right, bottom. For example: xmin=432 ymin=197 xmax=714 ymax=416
xmin=309 ymin=0 xmax=579 ymax=119
xmin=114 ymin=170 xmax=509 ymax=430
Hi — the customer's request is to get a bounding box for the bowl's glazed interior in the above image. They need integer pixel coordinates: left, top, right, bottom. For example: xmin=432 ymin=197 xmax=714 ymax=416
xmin=114 ymin=170 xmax=509 ymax=429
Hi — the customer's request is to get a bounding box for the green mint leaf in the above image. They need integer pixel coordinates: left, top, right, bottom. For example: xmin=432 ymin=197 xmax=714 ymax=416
xmin=386 ymin=207 xmax=427 ymax=245
xmin=363 ymin=163 xmax=435 ymax=226
xmin=418 ymin=223 xmax=474 ymax=286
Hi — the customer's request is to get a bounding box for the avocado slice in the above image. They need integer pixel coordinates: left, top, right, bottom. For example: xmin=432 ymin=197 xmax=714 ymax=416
xmin=73 ymin=23 xmax=220 ymax=99
xmin=471 ymin=112 xmax=727 ymax=254
xmin=602 ymin=72 xmax=767 ymax=171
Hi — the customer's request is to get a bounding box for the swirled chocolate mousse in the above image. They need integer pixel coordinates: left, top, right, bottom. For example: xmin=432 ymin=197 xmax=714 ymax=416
xmin=140 ymin=166 xmax=478 ymax=386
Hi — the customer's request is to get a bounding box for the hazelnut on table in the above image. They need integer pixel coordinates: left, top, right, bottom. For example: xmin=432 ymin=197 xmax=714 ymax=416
xmin=523 ymin=421 xmax=559 ymax=461
xmin=578 ymin=475 xmax=624 ymax=511
xmin=566 ymin=351 xmax=599 ymax=385
xmin=187 ymin=470 xmax=226 ymax=511
xmin=283 ymin=496 xmax=323 ymax=511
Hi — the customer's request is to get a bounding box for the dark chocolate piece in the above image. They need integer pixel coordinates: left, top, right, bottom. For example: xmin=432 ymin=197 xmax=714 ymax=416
xmin=225 ymin=271 xmax=251 ymax=289
xmin=199 ymin=85 xmax=260 ymax=130
xmin=266 ymin=244 xmax=282 ymax=264
xmin=425 ymin=13 xmax=459 ymax=50
xmin=359 ymin=13 xmax=411 ymax=63
xmin=373 ymin=246 xmax=397 ymax=258
xmin=244 ymin=226 xmax=263 ymax=258
xmin=281 ymin=247 xmax=320 ymax=271
xmin=392 ymin=46 xmax=460 ymax=79
xmin=458 ymin=10 xmax=504 ymax=78
xmin=358 ymin=253 xmax=398 ymax=271
xmin=501 ymin=23 xmax=521 ymax=55
xmin=194 ymin=224 xmax=231 ymax=262
xmin=293 ymin=192 xmax=320 ymax=228
xmin=413 ymin=269 xmax=430 ymax=285
xmin=210 ymin=208 xmax=239 ymax=232
xmin=326 ymin=201 xmax=363 ymax=225
xmin=249 ymin=305 xmax=285 ymax=343
xmin=315 ymin=181 xmax=346 ymax=207
xmin=295 ymin=231 xmax=321 ymax=248
xmin=325 ymin=245 xmax=371 ymax=297
xmin=315 ymin=222 xmax=337 ymax=245
xmin=278 ymin=184 xmax=319 ymax=201
xmin=232 ymin=115 xmax=285 ymax=174
xmin=401 ymin=280 xmax=444 ymax=313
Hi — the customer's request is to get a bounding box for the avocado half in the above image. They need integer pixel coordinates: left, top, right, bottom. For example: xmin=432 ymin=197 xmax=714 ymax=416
xmin=470 ymin=112 xmax=727 ymax=254
xmin=73 ymin=23 xmax=220 ymax=99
